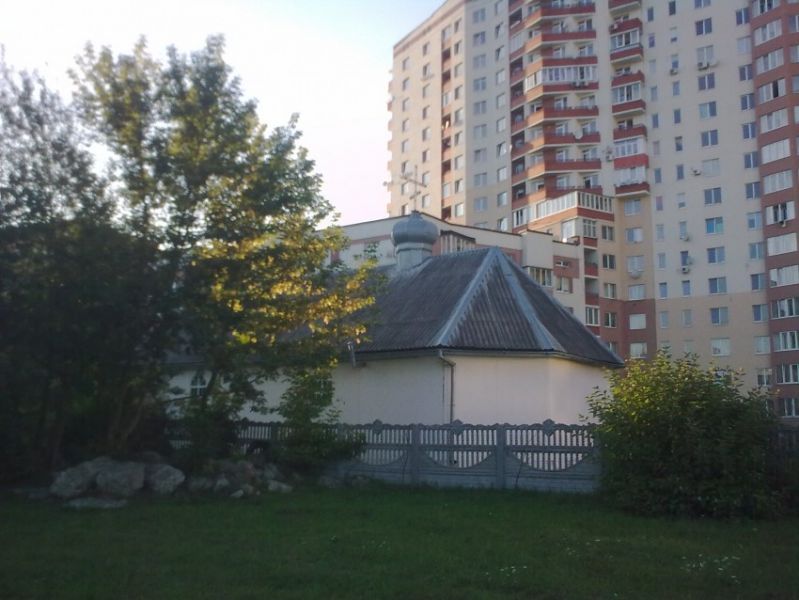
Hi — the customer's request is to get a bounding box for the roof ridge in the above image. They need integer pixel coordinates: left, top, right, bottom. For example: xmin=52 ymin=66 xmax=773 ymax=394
xmin=429 ymin=247 xmax=501 ymax=347
xmin=496 ymin=253 xmax=565 ymax=353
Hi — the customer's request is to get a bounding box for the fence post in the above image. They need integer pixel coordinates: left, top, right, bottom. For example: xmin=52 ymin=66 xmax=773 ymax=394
xmin=496 ymin=425 xmax=506 ymax=489
xmin=410 ymin=424 xmax=421 ymax=485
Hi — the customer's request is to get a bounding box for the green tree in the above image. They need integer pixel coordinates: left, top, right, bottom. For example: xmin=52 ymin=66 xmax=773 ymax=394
xmin=72 ymin=37 xmax=374 ymax=445
xmin=0 ymin=61 xmax=174 ymax=474
xmin=587 ymin=352 xmax=778 ymax=518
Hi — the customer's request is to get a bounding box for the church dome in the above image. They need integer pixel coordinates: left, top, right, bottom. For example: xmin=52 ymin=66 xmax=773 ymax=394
xmin=391 ymin=211 xmax=439 ymax=247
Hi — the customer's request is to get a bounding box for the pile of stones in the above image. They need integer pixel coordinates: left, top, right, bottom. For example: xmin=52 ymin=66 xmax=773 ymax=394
xmin=42 ymin=453 xmax=312 ymax=509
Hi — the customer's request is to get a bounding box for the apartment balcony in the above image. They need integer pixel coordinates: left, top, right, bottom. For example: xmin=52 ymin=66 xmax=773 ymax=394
xmin=609 ymin=0 xmax=641 ymax=12
xmin=511 ymin=28 xmax=597 ymax=59
xmin=614 ymin=181 xmax=650 ymax=197
xmin=585 ymin=293 xmax=600 ymax=307
xmin=511 ymin=105 xmax=600 ymax=133
xmin=584 ymin=263 xmax=599 ymax=277
xmin=613 ymin=123 xmax=647 ymax=140
xmin=611 ymin=70 xmax=644 ymax=88
xmin=609 ymin=44 xmax=643 ymax=65
xmin=513 ymin=130 xmax=601 ymax=158
xmin=611 ymin=98 xmax=646 ymax=117
xmin=529 ymin=2 xmax=596 ymax=24
xmin=613 ymin=154 xmax=648 ymax=170
xmin=609 ymin=17 xmax=641 ymax=35
xmin=511 ymin=83 xmax=578 ymax=109
xmin=512 ymin=158 xmax=602 ymax=184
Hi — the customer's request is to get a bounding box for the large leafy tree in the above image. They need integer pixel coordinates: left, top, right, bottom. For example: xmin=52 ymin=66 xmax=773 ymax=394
xmin=0 ymin=37 xmax=373 ymax=477
xmin=71 ymin=37 xmax=374 ymax=423
xmin=0 ymin=61 xmax=172 ymax=473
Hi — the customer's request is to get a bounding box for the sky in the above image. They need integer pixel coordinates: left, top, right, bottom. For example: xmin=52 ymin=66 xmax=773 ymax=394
xmin=0 ymin=0 xmax=438 ymax=225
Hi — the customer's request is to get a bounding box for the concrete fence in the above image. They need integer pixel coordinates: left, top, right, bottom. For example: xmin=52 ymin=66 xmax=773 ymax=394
xmin=236 ymin=419 xmax=600 ymax=493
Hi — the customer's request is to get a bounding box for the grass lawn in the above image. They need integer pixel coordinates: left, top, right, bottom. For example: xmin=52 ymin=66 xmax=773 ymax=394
xmin=0 ymin=486 xmax=797 ymax=599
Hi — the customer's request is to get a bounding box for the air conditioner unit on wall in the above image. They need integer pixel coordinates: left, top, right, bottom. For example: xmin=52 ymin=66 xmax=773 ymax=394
xmin=697 ymin=61 xmax=709 ymax=70
xmin=679 ymin=233 xmax=691 ymax=241
xmin=669 ymin=67 xmax=679 ymax=75
xmin=681 ymin=265 xmax=691 ymax=274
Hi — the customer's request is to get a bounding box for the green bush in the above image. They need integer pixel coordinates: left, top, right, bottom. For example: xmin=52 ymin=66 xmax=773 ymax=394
xmin=172 ymin=404 xmax=239 ymax=473
xmin=587 ymin=352 xmax=778 ymax=518
xmin=275 ymin=368 xmax=363 ymax=474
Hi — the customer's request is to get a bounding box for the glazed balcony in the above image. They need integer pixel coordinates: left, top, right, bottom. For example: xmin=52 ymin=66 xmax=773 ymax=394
xmin=512 ymin=130 xmax=601 ymax=158
xmin=613 ymin=123 xmax=647 ymax=141
xmin=609 ymin=0 xmax=640 ymax=12
xmin=609 ymin=18 xmax=641 ymax=35
xmin=614 ymin=181 xmax=650 ymax=197
xmin=611 ymin=98 xmax=646 ymax=117
xmin=511 ymin=105 xmax=600 ymax=133
xmin=610 ymin=44 xmax=643 ymax=65
xmin=512 ymin=157 xmax=602 ymax=184
xmin=611 ymin=71 xmax=645 ymax=88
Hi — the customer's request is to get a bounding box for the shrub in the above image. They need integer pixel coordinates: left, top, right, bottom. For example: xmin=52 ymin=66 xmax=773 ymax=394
xmin=275 ymin=368 xmax=363 ymax=474
xmin=172 ymin=404 xmax=239 ymax=473
xmin=587 ymin=352 xmax=778 ymax=518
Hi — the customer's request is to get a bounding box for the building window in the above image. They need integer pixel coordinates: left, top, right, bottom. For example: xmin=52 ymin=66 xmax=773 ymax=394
xmin=771 ymin=265 xmax=799 ymax=288
xmin=603 ymin=312 xmax=617 ymax=328
xmin=629 ymin=314 xmax=647 ymax=330
xmin=630 ymin=342 xmax=648 ymax=359
xmin=190 ymin=371 xmax=207 ymax=398
xmin=752 ymin=273 xmax=766 ymax=291
xmin=705 ymin=217 xmax=723 ymax=235
xmin=748 ymin=211 xmax=762 ymax=230
xmin=742 ymin=122 xmax=756 ymax=139
xmin=700 ymin=130 xmax=718 ymax=147
xmin=708 ymin=277 xmax=727 ymax=294
xmin=710 ymin=307 xmax=729 ymax=326
xmin=474 ymin=172 xmax=488 ymax=187
xmin=707 ymin=246 xmax=725 ymax=264
xmin=753 ymin=304 xmax=768 ymax=322
xmin=736 ymin=7 xmax=750 ymax=25
xmin=703 ymin=187 xmax=722 ymax=205
xmin=682 ymin=309 xmax=693 ymax=327
xmin=772 ymin=297 xmax=799 ymax=319
xmin=496 ymin=191 xmax=508 ymax=207
xmin=602 ymin=254 xmax=616 ymax=269
xmin=623 ymin=198 xmax=642 ymax=216
xmin=682 ymin=280 xmax=692 ymax=296
xmin=740 ymin=94 xmax=755 ymax=110
xmin=699 ymin=101 xmax=717 ymax=119
xmin=710 ymin=338 xmax=730 ymax=357
xmin=695 ymin=18 xmax=712 ymax=35
xmin=750 ymin=242 xmax=765 ymax=259
xmin=625 ymin=227 xmax=643 ymax=243
xmin=585 ymin=306 xmax=600 ymax=326
xmin=698 ymin=73 xmax=715 ymax=91
xmin=628 ymin=284 xmax=645 ymax=300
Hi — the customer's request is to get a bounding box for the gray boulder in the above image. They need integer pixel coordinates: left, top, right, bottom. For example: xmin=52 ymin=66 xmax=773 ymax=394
xmin=267 ymin=480 xmax=293 ymax=494
xmin=317 ymin=475 xmax=343 ymax=489
xmin=145 ymin=463 xmax=185 ymax=495
xmin=229 ymin=489 xmax=245 ymax=499
xmin=96 ymin=461 xmax=145 ymax=497
xmin=187 ymin=476 xmax=214 ymax=493
xmin=50 ymin=456 xmax=115 ymax=499
xmin=65 ymin=497 xmax=128 ymax=510
xmin=261 ymin=463 xmax=283 ymax=482
xmin=213 ymin=475 xmax=232 ymax=493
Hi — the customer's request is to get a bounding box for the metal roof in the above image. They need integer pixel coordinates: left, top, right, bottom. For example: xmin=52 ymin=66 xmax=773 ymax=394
xmin=355 ymin=247 xmax=623 ymax=367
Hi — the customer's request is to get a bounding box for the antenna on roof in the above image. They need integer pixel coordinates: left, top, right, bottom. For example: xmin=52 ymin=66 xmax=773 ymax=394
xmin=385 ymin=165 xmax=428 ymax=212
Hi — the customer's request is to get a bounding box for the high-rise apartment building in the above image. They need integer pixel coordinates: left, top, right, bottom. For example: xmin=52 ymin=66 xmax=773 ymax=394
xmin=387 ymin=0 xmax=799 ymax=420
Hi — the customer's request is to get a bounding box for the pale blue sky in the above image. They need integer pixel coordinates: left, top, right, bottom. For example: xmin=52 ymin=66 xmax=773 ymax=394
xmin=1 ymin=0 xmax=437 ymax=224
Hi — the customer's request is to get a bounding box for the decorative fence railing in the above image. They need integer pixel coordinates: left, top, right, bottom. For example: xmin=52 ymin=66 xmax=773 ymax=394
xmin=235 ymin=419 xmax=601 ymax=493
xmin=169 ymin=420 xmax=799 ymax=493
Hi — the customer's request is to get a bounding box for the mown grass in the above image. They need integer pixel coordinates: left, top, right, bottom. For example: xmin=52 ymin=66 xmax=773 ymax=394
xmin=1 ymin=486 xmax=797 ymax=599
